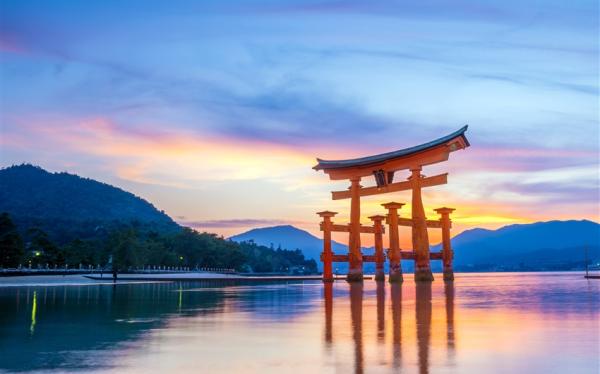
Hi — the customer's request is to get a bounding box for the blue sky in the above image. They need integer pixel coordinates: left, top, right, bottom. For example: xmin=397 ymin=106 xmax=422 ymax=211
xmin=0 ymin=0 xmax=598 ymax=242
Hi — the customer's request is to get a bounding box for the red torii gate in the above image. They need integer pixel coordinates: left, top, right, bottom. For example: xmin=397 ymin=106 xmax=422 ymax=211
xmin=314 ymin=126 xmax=470 ymax=282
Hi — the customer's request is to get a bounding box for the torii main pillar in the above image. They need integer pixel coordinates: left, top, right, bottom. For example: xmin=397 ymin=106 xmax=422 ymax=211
xmin=318 ymin=211 xmax=337 ymax=282
xmin=435 ymin=207 xmax=455 ymax=281
xmin=347 ymin=177 xmax=363 ymax=282
xmin=369 ymin=214 xmax=386 ymax=281
xmin=410 ymin=167 xmax=434 ymax=282
xmin=383 ymin=202 xmax=404 ymax=283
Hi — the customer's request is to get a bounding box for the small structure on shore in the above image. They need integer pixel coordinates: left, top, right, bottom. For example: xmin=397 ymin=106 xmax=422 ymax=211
xmin=314 ymin=126 xmax=470 ymax=282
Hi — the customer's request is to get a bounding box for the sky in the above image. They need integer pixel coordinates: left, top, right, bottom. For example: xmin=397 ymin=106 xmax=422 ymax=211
xmin=0 ymin=0 xmax=598 ymax=247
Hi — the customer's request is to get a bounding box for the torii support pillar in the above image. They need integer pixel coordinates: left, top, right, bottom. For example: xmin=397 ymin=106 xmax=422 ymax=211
xmin=435 ymin=207 xmax=455 ymax=281
xmin=318 ymin=211 xmax=337 ymax=282
xmin=383 ymin=202 xmax=404 ymax=283
xmin=369 ymin=215 xmax=386 ymax=281
xmin=324 ymin=281 xmax=333 ymax=344
xmin=347 ymin=177 xmax=363 ymax=282
xmin=410 ymin=168 xmax=434 ymax=282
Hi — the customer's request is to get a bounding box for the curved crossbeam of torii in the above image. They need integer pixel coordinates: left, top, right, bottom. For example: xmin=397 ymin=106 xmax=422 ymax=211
xmin=314 ymin=126 xmax=470 ymax=282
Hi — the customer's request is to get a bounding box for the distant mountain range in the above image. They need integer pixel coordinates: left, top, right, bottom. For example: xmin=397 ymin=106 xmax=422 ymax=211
xmin=231 ymin=220 xmax=600 ymax=272
xmin=433 ymin=220 xmax=600 ymax=270
xmin=0 ymin=164 xmax=180 ymax=243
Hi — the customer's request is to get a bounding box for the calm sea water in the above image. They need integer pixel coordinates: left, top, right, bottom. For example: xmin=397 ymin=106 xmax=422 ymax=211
xmin=0 ymin=273 xmax=598 ymax=373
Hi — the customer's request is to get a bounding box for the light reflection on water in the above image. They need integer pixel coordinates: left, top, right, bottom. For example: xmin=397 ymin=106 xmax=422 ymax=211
xmin=0 ymin=273 xmax=598 ymax=373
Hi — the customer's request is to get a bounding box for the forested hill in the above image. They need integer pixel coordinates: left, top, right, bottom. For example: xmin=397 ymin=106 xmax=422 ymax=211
xmin=0 ymin=164 xmax=180 ymax=243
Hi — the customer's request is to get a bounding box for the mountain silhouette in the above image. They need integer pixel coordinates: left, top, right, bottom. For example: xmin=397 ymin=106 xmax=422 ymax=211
xmin=0 ymin=164 xmax=180 ymax=243
xmin=433 ymin=219 xmax=600 ymax=270
xmin=229 ymin=225 xmax=347 ymax=263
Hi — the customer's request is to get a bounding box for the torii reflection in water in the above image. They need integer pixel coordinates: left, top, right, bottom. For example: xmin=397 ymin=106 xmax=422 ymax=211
xmin=391 ymin=282 xmax=402 ymax=369
xmin=350 ymin=283 xmax=364 ymax=374
xmin=323 ymin=281 xmax=456 ymax=374
xmin=445 ymin=281 xmax=456 ymax=363
xmin=416 ymin=282 xmax=432 ymax=374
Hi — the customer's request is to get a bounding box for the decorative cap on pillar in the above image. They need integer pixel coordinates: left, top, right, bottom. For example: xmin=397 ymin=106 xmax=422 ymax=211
xmin=317 ymin=211 xmax=338 ymax=218
xmin=382 ymin=202 xmax=405 ymax=210
xmin=434 ymin=207 xmax=455 ymax=215
xmin=368 ymin=215 xmax=386 ymax=221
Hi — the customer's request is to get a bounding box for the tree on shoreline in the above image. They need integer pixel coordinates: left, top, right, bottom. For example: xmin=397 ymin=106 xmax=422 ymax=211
xmin=27 ymin=228 xmax=65 ymax=267
xmin=110 ymin=229 xmax=141 ymax=273
xmin=0 ymin=212 xmax=24 ymax=268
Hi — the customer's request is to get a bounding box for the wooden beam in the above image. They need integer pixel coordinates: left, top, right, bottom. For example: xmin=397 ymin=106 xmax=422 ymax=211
xmin=425 ymin=220 xmax=443 ymax=229
xmin=385 ymin=217 xmax=443 ymax=229
xmin=430 ymin=252 xmax=443 ymax=260
xmin=331 ymin=173 xmax=448 ymax=200
xmin=399 ymin=251 xmax=444 ymax=260
xmin=400 ymin=251 xmax=415 ymax=260
xmin=328 ymin=251 xmax=443 ymax=262
xmin=327 ymin=254 xmax=379 ymax=263
xmin=320 ymin=223 xmax=384 ymax=234
xmin=331 ymin=254 xmax=349 ymax=262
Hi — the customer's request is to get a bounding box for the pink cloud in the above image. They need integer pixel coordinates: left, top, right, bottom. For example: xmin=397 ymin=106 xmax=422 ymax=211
xmin=0 ymin=33 xmax=27 ymax=54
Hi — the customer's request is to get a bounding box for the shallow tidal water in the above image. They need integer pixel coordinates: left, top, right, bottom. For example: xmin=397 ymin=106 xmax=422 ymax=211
xmin=0 ymin=272 xmax=598 ymax=373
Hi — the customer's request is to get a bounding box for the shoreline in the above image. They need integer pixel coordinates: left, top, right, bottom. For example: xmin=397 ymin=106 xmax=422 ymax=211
xmin=0 ymin=271 xmax=594 ymax=288
xmin=0 ymin=273 xmax=337 ymax=287
xmin=84 ymin=274 xmax=332 ymax=282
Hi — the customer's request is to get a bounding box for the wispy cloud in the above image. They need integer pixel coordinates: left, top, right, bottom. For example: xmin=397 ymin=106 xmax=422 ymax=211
xmin=467 ymin=73 xmax=598 ymax=96
xmin=0 ymin=32 xmax=26 ymax=54
xmin=453 ymin=146 xmax=598 ymax=173
xmin=11 ymin=116 xmax=316 ymax=185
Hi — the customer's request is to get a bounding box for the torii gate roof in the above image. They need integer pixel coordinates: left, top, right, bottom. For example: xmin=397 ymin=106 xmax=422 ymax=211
xmin=313 ymin=125 xmax=469 ymax=173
